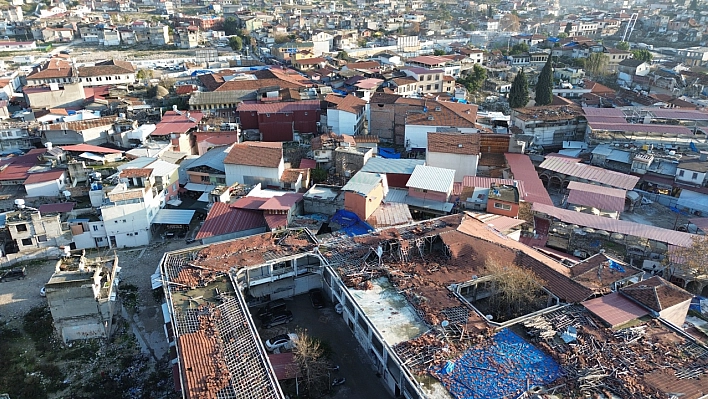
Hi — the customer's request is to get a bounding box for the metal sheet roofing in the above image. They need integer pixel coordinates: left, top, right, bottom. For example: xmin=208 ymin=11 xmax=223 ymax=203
xmin=152 ymin=209 xmax=195 ymax=225
xmin=117 ymin=157 xmax=157 ymax=171
xmin=504 ymin=153 xmax=554 ymax=206
xmin=649 ymin=109 xmax=708 ymax=121
xmin=61 ymin=144 xmax=122 ymax=154
xmin=38 ymin=202 xmax=76 ymax=214
xmin=342 ymin=172 xmax=383 ymax=195
xmin=532 ymin=202 xmax=696 ymax=247
xmin=24 ymin=170 xmax=65 ymax=184
xmin=237 ymin=100 xmax=320 ymax=113
xmin=688 ymin=217 xmax=708 ymax=232
xmin=588 ymin=122 xmax=692 ymax=135
xmin=582 ymin=292 xmax=648 ymax=328
xmin=539 ymin=156 xmax=639 ymax=190
xmin=567 ymin=181 xmax=626 ymax=212
xmin=406 ymin=165 xmax=454 ymax=193
xmin=195 ymin=203 xmax=266 ymax=239
xmin=186 ymin=146 xmax=229 ymax=172
xmin=360 ymin=158 xmax=424 ymax=175
xmin=259 ymin=193 xmax=303 ymax=211
xmin=184 ymin=183 xmax=215 ymax=192
xmin=462 ymin=176 xmax=526 ymax=199
xmin=147 ymin=159 xmax=179 ymax=177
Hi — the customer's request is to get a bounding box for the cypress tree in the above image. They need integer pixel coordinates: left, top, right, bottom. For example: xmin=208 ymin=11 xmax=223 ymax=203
xmin=509 ymin=69 xmax=529 ymax=109
xmin=535 ymin=56 xmax=554 ymax=106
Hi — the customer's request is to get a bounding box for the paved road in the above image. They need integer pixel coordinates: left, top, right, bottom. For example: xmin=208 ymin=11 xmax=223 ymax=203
xmin=259 ymin=294 xmax=394 ymax=399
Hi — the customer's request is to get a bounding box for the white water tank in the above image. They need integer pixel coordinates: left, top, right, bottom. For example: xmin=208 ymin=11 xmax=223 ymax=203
xmin=45 ymin=142 xmax=53 ymax=150
xmin=63 ymin=190 xmax=71 ymax=199
xmin=14 ymin=198 xmax=25 ymax=209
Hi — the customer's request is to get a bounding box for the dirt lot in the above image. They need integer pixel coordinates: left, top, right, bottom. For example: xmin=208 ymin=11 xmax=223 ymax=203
xmin=620 ymin=200 xmax=690 ymax=230
xmin=0 ymin=238 xmax=198 ymax=399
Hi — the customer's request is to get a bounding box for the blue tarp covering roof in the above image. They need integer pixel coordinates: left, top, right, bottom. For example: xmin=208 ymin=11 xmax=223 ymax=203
xmin=378 ymin=147 xmax=401 ymax=159
xmin=331 ymin=209 xmax=374 ymax=236
xmin=547 ymin=37 xmax=560 ymax=42
xmin=433 ymin=329 xmax=563 ymax=399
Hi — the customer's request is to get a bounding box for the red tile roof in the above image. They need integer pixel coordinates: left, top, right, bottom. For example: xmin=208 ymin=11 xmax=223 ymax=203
xmin=427 ymin=132 xmax=480 ymax=155
xmin=504 ymin=153 xmax=553 ymax=206
xmin=620 ymin=276 xmax=693 ymax=312
xmin=195 ymin=202 xmax=266 ymax=240
xmin=299 ymin=159 xmax=316 ymax=169
xmin=151 ymin=111 xmax=203 ymax=136
xmin=264 ymin=213 xmax=288 ymax=230
xmin=224 ymin=142 xmax=282 ymax=168
xmin=119 ymin=168 xmax=153 ymax=178
xmin=324 ymin=94 xmax=366 ymax=115
xmin=77 ymin=60 xmax=135 ymax=78
xmin=237 ymin=100 xmax=320 ymax=114
xmin=405 ymin=101 xmax=477 ymax=126
xmin=24 ymin=170 xmax=65 ymax=184
xmin=27 ymin=57 xmax=73 ymax=80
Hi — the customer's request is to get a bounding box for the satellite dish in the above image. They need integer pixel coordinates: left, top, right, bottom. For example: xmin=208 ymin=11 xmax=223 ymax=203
xmin=441 ymin=320 xmax=449 ymax=327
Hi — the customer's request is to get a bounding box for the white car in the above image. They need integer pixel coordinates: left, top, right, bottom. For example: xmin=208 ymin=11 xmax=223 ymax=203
xmin=264 ymin=333 xmax=298 ymax=352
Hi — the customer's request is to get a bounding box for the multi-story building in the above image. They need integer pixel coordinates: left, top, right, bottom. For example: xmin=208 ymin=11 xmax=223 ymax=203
xmin=77 ymin=60 xmax=136 ymax=87
xmin=401 ymin=67 xmax=454 ymax=95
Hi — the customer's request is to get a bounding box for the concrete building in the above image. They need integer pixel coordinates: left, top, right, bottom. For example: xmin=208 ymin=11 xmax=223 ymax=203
xmin=224 ymin=142 xmax=284 ymax=187
xmin=341 ymin=171 xmax=388 ymax=221
xmin=511 ymin=105 xmax=586 ymax=147
xmin=6 ymin=207 xmax=70 ymax=252
xmin=45 ymin=253 xmax=119 ymax=342
xmin=426 ymin=132 xmax=480 ymax=182
xmin=41 ymin=116 xmax=117 ymax=145
xmin=334 ymin=146 xmax=374 ymax=178
xmin=620 ymin=276 xmax=692 ymax=327
xmin=404 ymin=102 xmax=478 ymax=151
xmin=324 ymin=94 xmax=366 ymax=136
xmin=77 ymin=60 xmax=136 ymax=87
xmin=24 ymin=170 xmax=67 ymax=197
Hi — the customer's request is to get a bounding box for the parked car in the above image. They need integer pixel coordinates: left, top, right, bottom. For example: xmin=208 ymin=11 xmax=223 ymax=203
xmin=0 ymin=267 xmax=26 ymax=282
xmin=256 ymin=299 xmax=287 ymax=319
xmin=262 ymin=310 xmax=294 ymax=329
xmin=264 ymin=333 xmax=298 ymax=352
xmin=309 ymin=288 xmax=325 ymax=309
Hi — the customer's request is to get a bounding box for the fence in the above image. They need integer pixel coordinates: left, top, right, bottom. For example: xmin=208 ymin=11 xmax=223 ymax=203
xmin=633 ymin=189 xmax=678 ymax=208
xmin=0 ymin=246 xmax=62 ymax=268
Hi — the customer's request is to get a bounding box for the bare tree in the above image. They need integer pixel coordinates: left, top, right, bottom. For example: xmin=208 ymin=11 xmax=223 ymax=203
xmin=292 ymin=330 xmax=331 ymax=397
xmin=485 ymin=258 xmax=546 ymax=320
xmin=585 ymin=52 xmax=609 ymax=76
xmin=668 ymin=236 xmax=708 ymax=281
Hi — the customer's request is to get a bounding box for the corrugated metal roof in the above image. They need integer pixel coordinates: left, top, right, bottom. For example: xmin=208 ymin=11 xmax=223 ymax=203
xmin=147 ymin=159 xmax=179 ymax=177
xmin=406 ymin=165 xmax=454 ymax=193
xmin=588 ymin=122 xmax=692 ymax=135
xmin=184 ymin=183 xmax=215 ymax=192
xmin=504 ymin=153 xmax=554 ymax=206
xmin=342 ymin=172 xmax=383 ymax=195
xmin=567 ymin=181 xmax=626 ymax=212
xmin=462 ymin=176 xmax=526 ymax=199
xmin=539 ymin=156 xmax=639 ymax=190
xmin=152 ymin=209 xmax=195 ymax=225
xmin=688 ymin=217 xmax=708 ymax=231
xmin=195 ymin=203 xmax=266 ymax=242
xmin=38 ymin=202 xmax=76 ymax=214
xmin=360 ymin=158 xmax=424 ymax=175
xmin=532 ymin=202 xmax=696 ymax=247
xmin=186 ymin=146 xmax=229 ymax=172
xmin=650 ymin=109 xmax=708 ymax=121
xmin=118 ymin=157 xmax=157 ymax=171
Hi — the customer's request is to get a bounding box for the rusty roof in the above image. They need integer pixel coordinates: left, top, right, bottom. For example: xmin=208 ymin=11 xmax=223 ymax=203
xmin=47 ymin=116 xmax=117 ymax=132
xmin=195 ymin=202 xmax=266 ymax=240
xmin=119 ymin=168 xmax=153 ymax=178
xmin=427 ymin=132 xmax=480 ymax=155
xmin=224 ymin=142 xmax=283 ymax=168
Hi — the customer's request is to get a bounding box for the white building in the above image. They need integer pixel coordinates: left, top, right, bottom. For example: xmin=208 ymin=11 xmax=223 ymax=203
xmin=224 ymin=142 xmax=284 ymax=187
xmin=24 ymin=170 xmax=67 ymax=197
xmin=426 ymin=132 xmax=480 ymax=182
xmin=77 ymin=60 xmax=136 ymax=88
xmin=311 ymin=31 xmax=333 ymax=56
xmin=324 ymin=94 xmax=367 ymax=136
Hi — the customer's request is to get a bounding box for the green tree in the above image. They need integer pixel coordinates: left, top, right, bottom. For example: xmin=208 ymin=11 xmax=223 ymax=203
xmin=632 ymin=49 xmax=653 ymax=63
xmin=229 ymin=36 xmax=243 ymax=51
xmin=564 ymin=22 xmax=573 ymax=35
xmin=487 ymin=5 xmax=493 ymax=18
xmin=585 ymin=52 xmax=608 ymax=76
xmin=433 ymin=49 xmax=446 ymax=56
xmin=457 ymin=63 xmax=487 ymax=94
xmin=616 ymin=41 xmax=630 ymax=51
xmin=223 ymin=16 xmax=240 ymax=36
xmin=136 ymin=69 xmax=153 ymax=82
xmin=509 ymin=69 xmax=529 ymax=109
xmin=535 ymin=56 xmax=554 ymax=106
xmin=557 ymin=32 xmax=568 ymax=39
xmin=509 ymin=42 xmax=529 ymax=55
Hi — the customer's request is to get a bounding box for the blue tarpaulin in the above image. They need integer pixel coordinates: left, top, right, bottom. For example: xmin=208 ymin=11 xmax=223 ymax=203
xmin=379 ymin=147 xmax=401 ymax=159
xmin=331 ymin=209 xmax=374 ymax=236
xmin=608 ymin=259 xmax=625 ymax=273
xmin=691 ymin=142 xmax=699 ymax=152
xmin=432 ymin=329 xmax=563 ymax=399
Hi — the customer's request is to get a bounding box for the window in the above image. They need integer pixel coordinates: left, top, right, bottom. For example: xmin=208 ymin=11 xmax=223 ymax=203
xmin=135 ymin=231 xmax=139 ymax=235
xmin=426 ymin=85 xmax=431 ymax=90
xmin=172 ymin=183 xmax=177 ymax=191
xmin=201 ymin=175 xmax=210 ymax=182
xmin=37 ymin=235 xmax=47 ymax=242
xmin=16 ymin=224 xmax=27 ymax=232
xmin=434 ymin=84 xmax=439 ymax=90
xmin=93 ymin=225 xmax=99 ymax=231
xmin=122 ymin=219 xmax=127 ymax=223
xmin=21 ymin=238 xmax=32 ymax=246
xmin=494 ymin=202 xmax=512 ymax=211
xmin=679 ymin=170 xmax=685 ymax=177
xmin=693 ymin=172 xmax=699 ymax=179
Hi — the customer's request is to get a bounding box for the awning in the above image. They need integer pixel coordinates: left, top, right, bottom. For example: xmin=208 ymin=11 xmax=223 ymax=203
xmin=197 ymin=192 xmax=210 ymax=202
xmin=184 ymin=182 xmax=215 ymax=192
xmin=166 ymin=199 xmax=183 ymax=207
xmin=78 ymin=152 xmax=105 ymax=162
xmin=152 ymin=209 xmax=195 ymax=225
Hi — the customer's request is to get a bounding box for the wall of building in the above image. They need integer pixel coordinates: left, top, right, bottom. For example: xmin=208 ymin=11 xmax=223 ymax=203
xmin=327 ymin=109 xmax=361 ymax=136
xmin=486 ymin=199 xmax=519 ymax=218
xmin=676 ymin=168 xmax=706 ymax=185
xmin=25 ymin=82 xmax=85 ymax=109
xmin=79 ymin=73 xmax=135 ymax=87
xmin=44 ymin=125 xmax=111 ymax=145
xmin=101 ymin=202 xmax=151 ymax=248
xmin=426 ymin=152 xmax=478 ymax=182
xmin=369 ymin=103 xmax=395 ymax=141
xmin=8 ymin=213 xmax=67 ymax=251
xmin=25 ymin=175 xmax=66 ymax=197
xmin=407 ymin=188 xmax=449 ymax=203
xmin=344 ymin=183 xmax=384 ymax=220
xmin=385 ymin=173 xmax=412 ymax=189
xmin=201 ymin=226 xmax=268 ymax=245
xmin=405 ymin=125 xmax=477 ymax=150
xmin=225 ymin=160 xmax=284 ymax=187
xmin=659 ymin=300 xmax=691 ymax=327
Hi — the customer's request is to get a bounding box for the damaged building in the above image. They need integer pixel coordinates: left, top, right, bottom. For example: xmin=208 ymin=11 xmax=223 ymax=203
xmin=158 ymin=213 xmax=707 ymax=399
xmin=45 ymin=251 xmax=119 ymax=343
